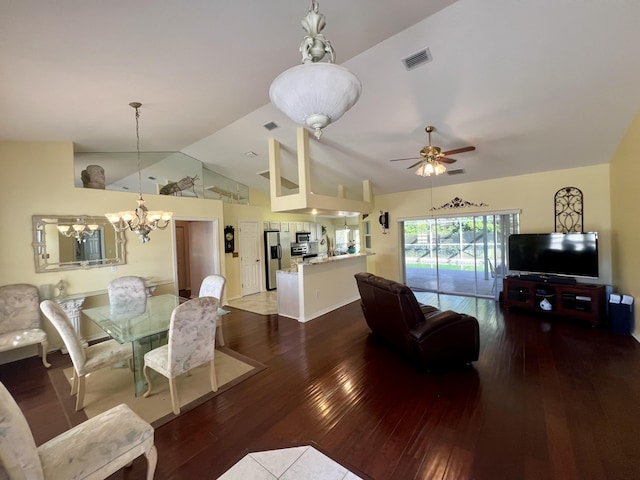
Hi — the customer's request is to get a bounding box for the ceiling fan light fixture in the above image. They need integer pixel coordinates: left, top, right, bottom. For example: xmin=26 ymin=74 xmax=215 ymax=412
xmin=390 ymin=125 xmax=475 ymax=177
xmin=269 ymin=1 xmax=361 ymax=140
xmin=415 ymin=160 xmax=446 ymax=177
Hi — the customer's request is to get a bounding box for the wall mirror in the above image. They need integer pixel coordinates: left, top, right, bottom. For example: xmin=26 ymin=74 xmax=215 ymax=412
xmin=32 ymin=215 xmax=126 ymax=273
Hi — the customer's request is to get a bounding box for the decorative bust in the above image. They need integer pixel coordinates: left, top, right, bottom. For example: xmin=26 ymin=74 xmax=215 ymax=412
xmin=81 ymin=165 xmax=105 ymax=189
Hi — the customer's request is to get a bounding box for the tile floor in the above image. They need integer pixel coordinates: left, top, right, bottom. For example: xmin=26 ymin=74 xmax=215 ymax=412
xmin=226 ymin=291 xmax=278 ymax=315
xmin=218 ymin=446 xmax=363 ymax=480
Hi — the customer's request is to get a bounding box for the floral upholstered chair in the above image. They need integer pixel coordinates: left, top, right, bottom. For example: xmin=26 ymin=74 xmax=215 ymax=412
xmin=0 ymin=380 xmax=157 ymax=479
xmin=107 ymin=276 xmax=147 ymax=319
xmin=0 ymin=284 xmax=50 ymax=368
xmin=40 ymin=300 xmax=133 ymax=411
xmin=143 ymin=296 xmax=220 ymax=415
xmin=198 ymin=274 xmax=226 ymax=346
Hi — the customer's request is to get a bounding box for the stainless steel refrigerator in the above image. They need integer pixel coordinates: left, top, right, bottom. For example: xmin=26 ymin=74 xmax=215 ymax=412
xmin=264 ymin=231 xmax=291 ymax=290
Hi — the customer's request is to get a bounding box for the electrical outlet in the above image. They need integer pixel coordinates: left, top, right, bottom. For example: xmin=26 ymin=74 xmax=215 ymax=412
xmin=315 ymin=290 xmax=319 ymax=297
xmin=111 ymin=265 xmax=118 ymax=272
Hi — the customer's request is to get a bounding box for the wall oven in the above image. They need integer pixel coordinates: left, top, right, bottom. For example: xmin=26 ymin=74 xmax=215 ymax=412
xmin=291 ymin=243 xmax=308 ymax=256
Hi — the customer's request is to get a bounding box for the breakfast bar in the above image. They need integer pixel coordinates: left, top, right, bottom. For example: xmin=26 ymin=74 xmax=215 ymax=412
xmin=276 ymin=253 xmax=372 ymax=322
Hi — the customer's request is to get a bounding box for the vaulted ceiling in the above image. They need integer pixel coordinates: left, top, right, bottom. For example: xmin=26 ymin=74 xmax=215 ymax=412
xmin=2 ymin=1 xmax=640 ymax=201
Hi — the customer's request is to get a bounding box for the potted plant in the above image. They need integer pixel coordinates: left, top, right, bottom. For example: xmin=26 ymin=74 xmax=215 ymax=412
xmin=347 ymin=240 xmax=356 ymax=254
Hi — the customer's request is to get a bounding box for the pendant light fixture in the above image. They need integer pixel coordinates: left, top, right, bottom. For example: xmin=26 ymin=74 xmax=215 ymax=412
xmin=105 ymin=102 xmax=172 ymax=243
xmin=269 ymin=1 xmax=362 ymax=140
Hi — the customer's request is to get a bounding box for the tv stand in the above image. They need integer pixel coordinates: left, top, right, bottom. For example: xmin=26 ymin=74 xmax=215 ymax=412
xmin=503 ymin=276 xmax=605 ymax=326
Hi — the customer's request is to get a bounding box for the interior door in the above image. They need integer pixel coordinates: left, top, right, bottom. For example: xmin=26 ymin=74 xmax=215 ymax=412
xmin=76 ymin=231 xmax=104 ymax=264
xmin=175 ymin=221 xmax=191 ymax=293
xmin=239 ymin=221 xmax=261 ymax=296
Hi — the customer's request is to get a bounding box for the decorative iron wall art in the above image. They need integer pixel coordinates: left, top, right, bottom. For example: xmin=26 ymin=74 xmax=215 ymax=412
xmin=554 ymin=186 xmax=583 ymax=233
xmin=429 ymin=196 xmax=488 ymax=211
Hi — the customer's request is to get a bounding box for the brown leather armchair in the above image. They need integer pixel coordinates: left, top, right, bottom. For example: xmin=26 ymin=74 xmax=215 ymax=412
xmin=354 ymin=272 xmax=480 ymax=370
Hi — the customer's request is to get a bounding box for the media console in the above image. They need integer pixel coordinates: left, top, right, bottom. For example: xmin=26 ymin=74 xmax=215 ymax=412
xmin=503 ymin=275 xmax=606 ymax=327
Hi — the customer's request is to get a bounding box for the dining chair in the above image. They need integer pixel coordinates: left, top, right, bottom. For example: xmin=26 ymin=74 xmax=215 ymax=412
xmin=142 ymin=296 xmax=220 ymax=415
xmin=0 ymin=284 xmax=50 ymax=368
xmin=198 ymin=274 xmax=226 ymax=346
xmin=0 ymin=380 xmax=157 ymax=480
xmin=40 ymin=300 xmax=133 ymax=411
xmin=108 ymin=276 xmax=147 ymax=319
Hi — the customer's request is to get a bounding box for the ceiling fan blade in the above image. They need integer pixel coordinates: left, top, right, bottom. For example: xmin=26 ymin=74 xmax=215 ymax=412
xmin=442 ymin=146 xmax=475 ymax=156
xmin=439 ymin=157 xmax=457 ymax=164
xmin=407 ymin=160 xmax=423 ymax=169
xmin=389 ymin=156 xmax=421 ymax=162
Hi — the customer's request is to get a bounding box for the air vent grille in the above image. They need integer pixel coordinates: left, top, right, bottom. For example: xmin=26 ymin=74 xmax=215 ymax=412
xmin=263 ymin=121 xmax=279 ymax=131
xmin=402 ymin=48 xmax=433 ymax=70
xmin=447 ymin=169 xmax=465 ymax=175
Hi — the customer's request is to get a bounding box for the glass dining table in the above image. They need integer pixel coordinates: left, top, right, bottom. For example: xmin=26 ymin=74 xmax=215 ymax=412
xmin=82 ymin=294 xmax=229 ymax=396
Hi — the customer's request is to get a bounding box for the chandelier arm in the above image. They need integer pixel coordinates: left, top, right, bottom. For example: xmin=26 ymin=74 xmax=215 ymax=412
xmin=104 ymin=103 xmax=172 ymax=243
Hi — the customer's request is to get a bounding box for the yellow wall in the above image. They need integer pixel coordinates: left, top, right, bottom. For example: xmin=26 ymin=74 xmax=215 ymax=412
xmin=0 ymin=141 xmax=226 ymax=347
xmin=222 ymin=201 xmax=265 ymax=300
xmin=610 ymin=111 xmax=640 ymax=338
xmin=368 ymin=165 xmax=612 ymax=285
xmin=0 ymin=139 xmax=629 ymax=352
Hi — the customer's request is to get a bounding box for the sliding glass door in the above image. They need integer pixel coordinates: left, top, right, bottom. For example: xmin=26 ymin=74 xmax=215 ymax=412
xmin=402 ymin=212 xmax=519 ymax=298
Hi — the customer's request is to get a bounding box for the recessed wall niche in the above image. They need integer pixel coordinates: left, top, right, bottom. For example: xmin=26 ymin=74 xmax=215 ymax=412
xmin=74 ymin=151 xmax=249 ymax=204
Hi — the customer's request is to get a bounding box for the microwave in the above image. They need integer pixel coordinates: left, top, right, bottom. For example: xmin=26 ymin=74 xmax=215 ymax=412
xmin=296 ymin=232 xmax=311 ymax=242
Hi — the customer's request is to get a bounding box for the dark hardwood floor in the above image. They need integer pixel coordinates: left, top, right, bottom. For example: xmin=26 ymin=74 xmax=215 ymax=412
xmin=2 ymin=294 xmax=640 ymax=480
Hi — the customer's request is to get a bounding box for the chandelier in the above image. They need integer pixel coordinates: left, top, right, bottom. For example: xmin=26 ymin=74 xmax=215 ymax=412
xmin=269 ymin=1 xmax=361 ymax=140
xmin=57 ymin=221 xmax=99 ymax=243
xmin=105 ymin=102 xmax=172 ymax=243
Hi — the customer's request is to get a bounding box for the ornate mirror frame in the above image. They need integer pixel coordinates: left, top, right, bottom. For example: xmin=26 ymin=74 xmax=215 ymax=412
xmin=32 ymin=215 xmax=126 ymax=273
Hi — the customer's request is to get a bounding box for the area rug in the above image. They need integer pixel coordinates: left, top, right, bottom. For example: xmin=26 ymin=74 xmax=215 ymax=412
xmin=55 ymin=347 xmax=266 ymax=427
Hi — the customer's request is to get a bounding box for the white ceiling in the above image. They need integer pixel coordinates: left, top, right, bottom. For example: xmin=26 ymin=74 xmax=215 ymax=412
xmin=2 ymin=0 xmax=640 ymax=201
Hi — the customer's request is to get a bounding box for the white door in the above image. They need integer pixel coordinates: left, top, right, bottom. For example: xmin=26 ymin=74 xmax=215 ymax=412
xmin=240 ymin=221 xmax=261 ymax=296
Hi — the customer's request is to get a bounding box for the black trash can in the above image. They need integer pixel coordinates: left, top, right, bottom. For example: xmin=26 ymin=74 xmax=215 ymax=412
xmin=610 ymin=298 xmax=634 ymax=335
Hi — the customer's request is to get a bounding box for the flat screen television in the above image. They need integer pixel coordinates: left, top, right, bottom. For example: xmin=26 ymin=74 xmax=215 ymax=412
xmin=507 ymin=232 xmax=599 ymax=279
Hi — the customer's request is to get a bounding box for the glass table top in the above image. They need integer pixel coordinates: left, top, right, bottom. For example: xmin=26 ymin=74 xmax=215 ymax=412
xmin=83 ymin=294 xmax=231 ymax=344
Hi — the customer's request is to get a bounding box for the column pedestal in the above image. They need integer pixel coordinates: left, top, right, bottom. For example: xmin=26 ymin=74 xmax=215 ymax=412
xmin=55 ymin=296 xmax=88 ymax=351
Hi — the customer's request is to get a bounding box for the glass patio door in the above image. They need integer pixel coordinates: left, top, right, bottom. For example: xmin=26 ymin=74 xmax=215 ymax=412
xmin=402 ymin=212 xmax=518 ymax=299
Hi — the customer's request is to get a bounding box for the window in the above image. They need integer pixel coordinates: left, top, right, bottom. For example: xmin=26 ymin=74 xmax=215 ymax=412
xmin=335 ymin=228 xmax=349 ymax=255
xmin=401 ymin=212 xmax=519 ymax=299
xmin=363 ymin=221 xmax=371 ymax=249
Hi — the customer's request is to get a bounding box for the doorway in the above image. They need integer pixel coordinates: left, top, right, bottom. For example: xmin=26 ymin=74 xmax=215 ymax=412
xmin=401 ymin=212 xmax=519 ymax=298
xmin=239 ymin=221 xmax=261 ymax=296
xmin=173 ymin=218 xmax=220 ymax=298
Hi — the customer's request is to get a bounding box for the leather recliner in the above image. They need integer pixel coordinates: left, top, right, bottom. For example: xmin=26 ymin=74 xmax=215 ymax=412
xmin=354 ymin=272 xmax=480 ymax=370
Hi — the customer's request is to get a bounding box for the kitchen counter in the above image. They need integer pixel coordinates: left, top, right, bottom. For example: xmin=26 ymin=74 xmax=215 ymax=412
xmin=305 ymin=252 xmax=372 ymax=265
xmin=276 ymin=252 xmax=373 ymax=322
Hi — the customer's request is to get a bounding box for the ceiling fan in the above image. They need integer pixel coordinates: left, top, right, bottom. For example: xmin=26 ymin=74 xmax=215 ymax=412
xmin=390 ymin=125 xmax=475 ymax=176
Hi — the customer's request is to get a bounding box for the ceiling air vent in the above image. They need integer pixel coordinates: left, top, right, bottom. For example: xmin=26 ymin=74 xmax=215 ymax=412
xmin=447 ymin=168 xmax=465 ymax=175
xmin=263 ymin=121 xmax=279 ymax=131
xmin=402 ymin=47 xmax=433 ymax=71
